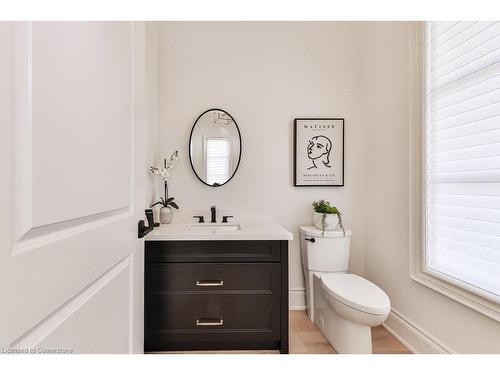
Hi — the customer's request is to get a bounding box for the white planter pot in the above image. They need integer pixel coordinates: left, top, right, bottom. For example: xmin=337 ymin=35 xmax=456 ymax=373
xmin=313 ymin=212 xmax=339 ymax=231
xmin=159 ymin=206 xmax=173 ymax=224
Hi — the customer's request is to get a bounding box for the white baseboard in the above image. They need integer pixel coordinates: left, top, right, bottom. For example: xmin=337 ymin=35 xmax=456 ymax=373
xmin=289 ymin=288 xmax=306 ymax=310
xmin=383 ymin=308 xmax=455 ymax=354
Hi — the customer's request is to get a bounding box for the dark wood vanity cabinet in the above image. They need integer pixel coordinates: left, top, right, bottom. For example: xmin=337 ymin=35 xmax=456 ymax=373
xmin=144 ymin=240 xmax=289 ymax=353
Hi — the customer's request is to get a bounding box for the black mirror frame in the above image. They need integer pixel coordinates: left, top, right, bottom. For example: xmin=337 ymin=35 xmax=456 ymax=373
xmin=188 ymin=108 xmax=242 ymax=188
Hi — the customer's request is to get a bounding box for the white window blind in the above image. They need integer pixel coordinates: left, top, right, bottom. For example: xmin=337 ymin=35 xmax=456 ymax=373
xmin=425 ymin=21 xmax=500 ymax=302
xmin=206 ymin=138 xmax=230 ymax=185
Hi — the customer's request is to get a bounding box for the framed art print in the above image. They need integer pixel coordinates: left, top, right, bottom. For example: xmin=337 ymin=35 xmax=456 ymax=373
xmin=294 ymin=118 xmax=344 ymax=186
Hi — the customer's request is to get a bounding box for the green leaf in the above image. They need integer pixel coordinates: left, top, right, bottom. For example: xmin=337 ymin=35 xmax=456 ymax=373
xmin=169 ymin=201 xmax=179 ymax=210
xmin=166 ymin=197 xmax=175 ymax=203
xmin=312 ymin=199 xmax=340 ymax=215
xmin=150 ymin=201 xmax=163 ymax=208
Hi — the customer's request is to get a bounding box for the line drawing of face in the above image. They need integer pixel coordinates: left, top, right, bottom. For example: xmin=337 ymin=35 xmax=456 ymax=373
xmin=307 ymin=135 xmax=332 ymax=170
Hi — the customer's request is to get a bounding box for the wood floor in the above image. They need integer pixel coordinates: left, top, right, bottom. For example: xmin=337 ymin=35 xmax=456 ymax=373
xmin=157 ymin=310 xmax=411 ymax=354
xmin=290 ymin=310 xmax=410 ymax=354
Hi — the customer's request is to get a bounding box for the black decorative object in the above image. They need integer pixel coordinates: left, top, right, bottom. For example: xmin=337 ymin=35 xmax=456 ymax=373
xmin=145 ymin=208 xmax=160 ymax=227
xmin=294 ymin=118 xmax=344 ymax=186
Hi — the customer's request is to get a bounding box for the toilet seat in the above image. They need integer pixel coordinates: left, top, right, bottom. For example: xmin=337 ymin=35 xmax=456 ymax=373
xmin=320 ymin=274 xmax=390 ymax=315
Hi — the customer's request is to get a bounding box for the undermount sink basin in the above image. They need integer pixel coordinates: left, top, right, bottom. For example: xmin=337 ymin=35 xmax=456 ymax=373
xmin=184 ymin=223 xmax=241 ymax=233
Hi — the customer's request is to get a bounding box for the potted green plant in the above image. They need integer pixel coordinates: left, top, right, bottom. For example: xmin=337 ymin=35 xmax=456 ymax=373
xmin=151 ymin=196 xmax=179 ymax=224
xmin=150 ymin=151 xmax=180 ymax=224
xmin=312 ymin=200 xmax=345 ymax=235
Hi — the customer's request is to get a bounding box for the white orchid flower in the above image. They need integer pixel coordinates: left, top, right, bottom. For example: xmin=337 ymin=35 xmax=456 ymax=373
xmin=150 ymin=151 xmax=179 ymax=181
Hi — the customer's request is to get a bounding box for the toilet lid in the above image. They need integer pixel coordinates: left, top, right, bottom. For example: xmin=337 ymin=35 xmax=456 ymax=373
xmin=299 ymin=226 xmax=352 ymax=238
xmin=320 ymin=274 xmax=390 ymax=315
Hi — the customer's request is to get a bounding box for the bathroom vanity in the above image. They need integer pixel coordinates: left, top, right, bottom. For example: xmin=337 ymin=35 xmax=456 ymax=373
xmin=144 ymin=221 xmax=292 ymax=353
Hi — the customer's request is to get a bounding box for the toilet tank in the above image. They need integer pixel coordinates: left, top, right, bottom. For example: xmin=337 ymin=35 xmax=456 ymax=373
xmin=299 ymin=226 xmax=352 ymax=272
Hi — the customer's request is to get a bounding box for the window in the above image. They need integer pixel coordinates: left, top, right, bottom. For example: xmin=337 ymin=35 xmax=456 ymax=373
xmin=424 ymin=21 xmax=500 ymax=305
xmin=206 ymin=137 xmax=230 ymax=185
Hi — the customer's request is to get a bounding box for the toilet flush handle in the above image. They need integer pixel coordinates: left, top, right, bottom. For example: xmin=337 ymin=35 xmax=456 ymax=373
xmin=305 ymin=237 xmax=316 ymax=243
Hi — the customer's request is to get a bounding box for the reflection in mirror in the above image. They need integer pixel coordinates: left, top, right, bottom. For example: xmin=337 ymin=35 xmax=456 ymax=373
xmin=189 ymin=109 xmax=242 ymax=187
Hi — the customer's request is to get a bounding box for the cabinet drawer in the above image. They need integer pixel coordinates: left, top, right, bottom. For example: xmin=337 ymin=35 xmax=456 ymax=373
xmin=145 ymin=240 xmax=282 ymax=263
xmin=146 ymin=263 xmax=281 ymax=293
xmin=145 ymin=293 xmax=281 ymax=350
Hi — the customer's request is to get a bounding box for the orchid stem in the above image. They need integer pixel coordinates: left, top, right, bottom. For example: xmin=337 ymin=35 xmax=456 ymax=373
xmin=163 ymin=157 xmax=169 ymax=203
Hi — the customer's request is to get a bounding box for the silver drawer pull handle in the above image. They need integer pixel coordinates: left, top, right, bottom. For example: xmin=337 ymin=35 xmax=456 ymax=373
xmin=196 ymin=318 xmax=224 ymax=326
xmin=196 ymin=280 xmax=224 ymax=287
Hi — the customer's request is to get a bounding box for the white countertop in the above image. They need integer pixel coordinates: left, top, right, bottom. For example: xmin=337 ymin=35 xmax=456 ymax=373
xmin=145 ymin=220 xmax=293 ymax=241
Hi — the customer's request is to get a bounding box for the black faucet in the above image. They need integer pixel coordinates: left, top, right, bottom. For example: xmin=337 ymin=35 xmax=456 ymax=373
xmin=211 ymin=206 xmax=216 ymax=223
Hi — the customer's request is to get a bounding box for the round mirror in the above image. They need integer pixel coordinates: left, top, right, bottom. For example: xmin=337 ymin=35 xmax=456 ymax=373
xmin=189 ymin=109 xmax=242 ymax=187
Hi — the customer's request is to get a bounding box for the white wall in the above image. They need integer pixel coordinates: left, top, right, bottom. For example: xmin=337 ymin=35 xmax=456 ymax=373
xmin=145 ymin=22 xmax=162 ymax=209
xmin=157 ymin=22 xmax=367 ymax=307
xmin=362 ymin=22 xmax=500 ymax=353
xmin=155 ymin=21 xmax=500 ymax=353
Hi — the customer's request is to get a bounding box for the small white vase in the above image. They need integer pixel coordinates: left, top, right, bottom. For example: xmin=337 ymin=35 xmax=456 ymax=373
xmin=159 ymin=206 xmax=173 ymax=224
xmin=313 ymin=212 xmax=339 ymax=231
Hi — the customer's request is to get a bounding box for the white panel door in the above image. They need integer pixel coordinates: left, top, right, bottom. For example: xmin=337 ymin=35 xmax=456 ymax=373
xmin=0 ymin=21 xmax=147 ymax=353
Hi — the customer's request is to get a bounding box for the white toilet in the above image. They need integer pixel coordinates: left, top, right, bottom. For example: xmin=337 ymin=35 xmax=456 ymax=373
xmin=300 ymin=226 xmax=390 ymax=354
